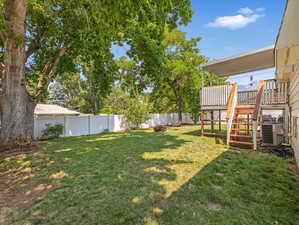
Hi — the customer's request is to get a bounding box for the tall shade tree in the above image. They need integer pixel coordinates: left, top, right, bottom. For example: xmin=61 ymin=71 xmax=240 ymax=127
xmin=151 ymin=29 xmax=227 ymax=122
xmin=151 ymin=29 xmax=206 ymax=122
xmin=0 ymin=0 xmax=192 ymax=145
xmin=116 ymin=56 xmax=150 ymax=96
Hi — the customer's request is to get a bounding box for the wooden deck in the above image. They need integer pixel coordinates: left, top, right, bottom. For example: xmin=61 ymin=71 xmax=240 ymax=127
xmin=201 ymin=80 xmax=288 ymax=110
xmin=200 ymin=79 xmax=289 ymax=149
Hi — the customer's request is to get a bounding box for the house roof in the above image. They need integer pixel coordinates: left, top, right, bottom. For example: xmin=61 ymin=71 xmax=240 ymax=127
xmin=275 ymin=0 xmax=299 ymax=50
xmin=34 ymin=104 xmax=80 ymax=116
xmin=203 ymin=45 xmax=275 ymax=77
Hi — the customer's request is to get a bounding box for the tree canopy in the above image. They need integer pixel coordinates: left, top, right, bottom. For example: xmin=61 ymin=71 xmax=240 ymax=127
xmin=0 ymin=0 xmax=193 ymax=144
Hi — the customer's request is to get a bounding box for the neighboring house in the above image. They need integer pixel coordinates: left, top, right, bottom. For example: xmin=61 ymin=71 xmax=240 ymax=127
xmin=200 ymin=0 xmax=299 ymax=166
xmin=34 ymin=104 xmax=80 ymax=117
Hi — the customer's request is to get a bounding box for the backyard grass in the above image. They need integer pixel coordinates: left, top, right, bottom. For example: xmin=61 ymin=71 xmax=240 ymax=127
xmin=1 ymin=126 xmax=299 ymax=225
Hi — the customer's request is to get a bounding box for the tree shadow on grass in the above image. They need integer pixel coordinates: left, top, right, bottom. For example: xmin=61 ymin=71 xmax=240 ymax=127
xmin=4 ymin=129 xmax=299 ymax=225
xmin=184 ymin=129 xmax=226 ymax=145
xmin=5 ymin=130 xmax=193 ymax=224
xmin=153 ymin=148 xmax=299 ymax=225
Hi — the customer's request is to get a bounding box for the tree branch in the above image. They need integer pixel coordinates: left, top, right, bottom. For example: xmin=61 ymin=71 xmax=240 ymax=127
xmin=0 ymin=30 xmax=6 ymax=43
xmin=35 ymin=44 xmax=70 ymax=99
xmin=25 ymin=30 xmax=45 ymax=61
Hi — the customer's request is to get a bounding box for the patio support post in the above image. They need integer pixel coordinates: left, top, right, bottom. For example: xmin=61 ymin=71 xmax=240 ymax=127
xmin=253 ymin=121 xmax=257 ymax=150
xmin=200 ymin=112 xmax=204 ymax=136
xmin=218 ymin=110 xmax=221 ymax=132
xmin=211 ymin=111 xmax=214 ymax=132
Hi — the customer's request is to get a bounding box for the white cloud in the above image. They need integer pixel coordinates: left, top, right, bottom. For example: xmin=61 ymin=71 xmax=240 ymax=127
xmin=207 ymin=14 xmax=263 ymax=30
xmin=207 ymin=7 xmax=265 ymax=30
xmin=238 ymin=7 xmax=254 ymax=15
xmin=256 ymin=8 xmax=266 ymax=12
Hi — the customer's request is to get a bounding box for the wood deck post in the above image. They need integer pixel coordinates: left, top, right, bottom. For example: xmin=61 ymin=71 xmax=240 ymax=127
xmin=211 ymin=111 xmax=214 ymax=132
xmin=200 ymin=112 xmax=204 ymax=136
xmin=218 ymin=110 xmax=221 ymax=131
xmin=253 ymin=121 xmax=257 ymax=150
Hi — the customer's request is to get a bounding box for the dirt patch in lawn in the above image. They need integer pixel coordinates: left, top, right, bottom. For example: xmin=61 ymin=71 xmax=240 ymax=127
xmin=212 ymin=184 xmax=222 ymax=190
xmin=207 ymin=202 xmax=222 ymax=211
xmin=0 ymin=147 xmax=52 ymax=224
xmin=215 ymin=172 xmax=224 ymax=176
xmin=0 ymin=141 xmax=45 ymax=159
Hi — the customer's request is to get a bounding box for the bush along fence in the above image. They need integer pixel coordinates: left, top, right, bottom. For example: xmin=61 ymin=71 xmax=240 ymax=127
xmin=34 ymin=113 xmax=194 ymax=139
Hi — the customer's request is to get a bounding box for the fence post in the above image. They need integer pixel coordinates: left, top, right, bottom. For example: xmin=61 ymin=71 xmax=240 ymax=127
xmin=88 ymin=115 xmax=91 ymax=135
xmin=107 ymin=114 xmax=110 ymax=131
xmin=63 ymin=116 xmax=66 ymax=137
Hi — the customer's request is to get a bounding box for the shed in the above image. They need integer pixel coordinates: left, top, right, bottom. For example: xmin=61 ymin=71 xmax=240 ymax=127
xmin=34 ymin=104 xmax=80 ymax=117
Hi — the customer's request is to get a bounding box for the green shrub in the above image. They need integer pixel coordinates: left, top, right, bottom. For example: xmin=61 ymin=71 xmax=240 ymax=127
xmin=41 ymin=124 xmax=64 ymax=139
xmin=122 ymin=94 xmax=152 ymax=129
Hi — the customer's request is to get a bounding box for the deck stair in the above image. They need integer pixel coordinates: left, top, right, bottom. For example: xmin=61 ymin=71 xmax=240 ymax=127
xmin=229 ymin=105 xmax=254 ymax=148
xmin=201 ymin=79 xmax=288 ymax=150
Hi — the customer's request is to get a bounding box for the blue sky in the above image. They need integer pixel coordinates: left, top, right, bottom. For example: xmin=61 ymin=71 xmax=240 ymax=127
xmin=181 ymin=0 xmax=286 ymax=85
xmin=113 ymin=0 xmax=287 ymax=85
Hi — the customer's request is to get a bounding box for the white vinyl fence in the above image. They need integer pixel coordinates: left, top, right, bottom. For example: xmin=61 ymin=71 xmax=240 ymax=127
xmin=34 ymin=113 xmax=194 ymax=139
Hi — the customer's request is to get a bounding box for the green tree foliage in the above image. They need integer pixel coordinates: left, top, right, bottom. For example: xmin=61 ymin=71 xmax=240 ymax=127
xmin=0 ymin=0 xmax=193 ymax=143
xmin=122 ymin=94 xmax=152 ymax=129
xmin=102 ymin=87 xmax=152 ymax=129
xmin=49 ymin=59 xmax=115 ymax=115
xmin=48 ymin=82 xmax=68 ymax=106
xmin=151 ymin=29 xmax=205 ymax=122
xmin=116 ymin=56 xmax=150 ymax=96
xmin=101 ymin=87 xmax=127 ymax=115
xmin=151 ymin=29 xmax=227 ymax=123
xmin=186 ymin=87 xmax=201 ymax=124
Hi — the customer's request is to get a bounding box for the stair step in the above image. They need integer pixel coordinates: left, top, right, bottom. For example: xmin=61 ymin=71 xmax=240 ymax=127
xmin=202 ymin=132 xmax=226 ymax=137
xmin=230 ymin=134 xmax=252 ymax=139
xmin=231 ymin=128 xmax=252 ymax=132
xmin=232 ymin=122 xmax=252 ymax=125
xmin=236 ymin=112 xmax=254 ymax=115
xmin=229 ymin=140 xmax=253 ymax=146
xmin=233 ymin=118 xmax=252 ymax=121
xmin=203 ymin=120 xmax=227 ymax=122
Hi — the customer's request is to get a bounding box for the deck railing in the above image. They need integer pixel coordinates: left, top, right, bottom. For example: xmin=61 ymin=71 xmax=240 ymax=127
xmin=201 ymin=84 xmax=232 ymax=109
xmin=262 ymin=79 xmax=288 ymax=105
xmin=238 ymin=90 xmax=257 ymax=105
xmin=200 ymin=79 xmax=288 ymax=109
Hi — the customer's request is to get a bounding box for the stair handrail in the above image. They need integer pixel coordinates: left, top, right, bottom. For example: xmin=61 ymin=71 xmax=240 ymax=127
xmin=226 ymin=83 xmax=238 ymax=144
xmin=252 ymin=80 xmax=266 ymax=150
xmin=253 ymin=80 xmax=265 ymax=121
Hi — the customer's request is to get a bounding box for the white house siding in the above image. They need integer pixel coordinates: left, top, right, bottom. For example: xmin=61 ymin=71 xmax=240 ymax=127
xmin=289 ymin=66 xmax=299 ymax=165
xmin=275 ymin=0 xmax=299 ymax=166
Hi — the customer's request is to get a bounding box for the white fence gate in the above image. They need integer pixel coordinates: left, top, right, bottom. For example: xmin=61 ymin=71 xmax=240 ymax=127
xmin=34 ymin=113 xmax=194 ymax=139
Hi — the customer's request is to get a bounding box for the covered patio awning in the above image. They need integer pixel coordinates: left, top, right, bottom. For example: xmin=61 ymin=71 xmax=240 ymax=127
xmin=203 ymin=45 xmax=275 ymax=77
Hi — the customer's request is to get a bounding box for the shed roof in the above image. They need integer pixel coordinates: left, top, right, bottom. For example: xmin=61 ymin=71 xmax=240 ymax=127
xmin=203 ymin=45 xmax=275 ymax=77
xmin=34 ymin=104 xmax=80 ymax=116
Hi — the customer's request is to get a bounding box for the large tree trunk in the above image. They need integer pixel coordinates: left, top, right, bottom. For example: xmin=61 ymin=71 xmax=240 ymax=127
xmin=0 ymin=0 xmax=35 ymax=146
xmin=177 ymin=96 xmax=183 ymax=124
xmin=178 ymin=108 xmax=183 ymax=123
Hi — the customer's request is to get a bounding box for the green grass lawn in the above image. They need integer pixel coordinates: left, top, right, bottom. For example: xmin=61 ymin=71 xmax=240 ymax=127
xmin=2 ymin=126 xmax=299 ymax=225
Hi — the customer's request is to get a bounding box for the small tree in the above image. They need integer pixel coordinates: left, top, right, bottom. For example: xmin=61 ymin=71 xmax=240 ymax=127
xmin=122 ymin=94 xmax=152 ymax=129
xmin=187 ymin=87 xmax=201 ymax=124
